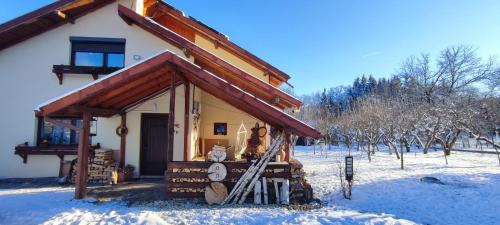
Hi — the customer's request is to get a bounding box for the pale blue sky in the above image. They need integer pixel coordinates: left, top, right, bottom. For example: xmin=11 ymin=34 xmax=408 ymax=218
xmin=2 ymin=0 xmax=500 ymax=94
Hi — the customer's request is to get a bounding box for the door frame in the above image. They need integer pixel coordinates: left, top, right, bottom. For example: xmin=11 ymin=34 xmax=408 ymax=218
xmin=139 ymin=113 xmax=170 ymax=176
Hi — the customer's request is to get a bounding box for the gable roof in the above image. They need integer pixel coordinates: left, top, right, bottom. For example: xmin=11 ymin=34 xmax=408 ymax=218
xmin=1 ymin=0 xmax=292 ymax=85
xmin=118 ymin=5 xmax=302 ymax=109
xmin=147 ymin=1 xmax=291 ymax=84
xmin=37 ymin=50 xmax=321 ymax=138
xmin=0 ymin=0 xmax=115 ymax=51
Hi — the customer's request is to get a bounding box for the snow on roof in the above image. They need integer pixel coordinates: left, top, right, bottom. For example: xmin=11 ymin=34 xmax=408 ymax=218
xmin=36 ymin=47 xmax=319 ymax=136
xmin=35 ymin=50 xmax=169 ymax=111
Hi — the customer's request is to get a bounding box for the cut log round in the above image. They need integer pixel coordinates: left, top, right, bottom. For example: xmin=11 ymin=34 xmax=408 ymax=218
xmin=210 ymin=149 xmax=227 ymax=162
xmin=205 ymin=182 xmax=228 ymax=205
xmin=208 ymin=163 xmax=227 ymax=182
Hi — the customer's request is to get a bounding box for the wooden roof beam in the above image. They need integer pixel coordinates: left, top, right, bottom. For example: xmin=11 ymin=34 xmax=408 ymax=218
xmin=71 ymin=105 xmax=124 ymax=117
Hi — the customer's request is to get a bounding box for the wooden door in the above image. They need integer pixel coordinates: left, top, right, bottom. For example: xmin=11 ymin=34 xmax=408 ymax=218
xmin=140 ymin=113 xmax=169 ymax=176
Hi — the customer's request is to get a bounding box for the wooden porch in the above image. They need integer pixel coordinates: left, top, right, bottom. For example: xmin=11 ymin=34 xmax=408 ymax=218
xmin=34 ymin=49 xmax=320 ymax=200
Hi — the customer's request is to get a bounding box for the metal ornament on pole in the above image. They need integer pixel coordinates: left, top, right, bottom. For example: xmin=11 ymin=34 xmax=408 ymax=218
xmin=345 ymin=156 xmax=353 ymax=181
xmin=344 ymin=155 xmax=354 ymax=199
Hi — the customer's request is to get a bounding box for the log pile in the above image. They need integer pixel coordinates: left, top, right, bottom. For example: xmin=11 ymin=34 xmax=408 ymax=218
xmin=205 ymin=147 xmax=229 ymax=205
xmin=70 ymin=149 xmax=117 ymax=184
xmin=289 ymin=157 xmax=314 ymax=204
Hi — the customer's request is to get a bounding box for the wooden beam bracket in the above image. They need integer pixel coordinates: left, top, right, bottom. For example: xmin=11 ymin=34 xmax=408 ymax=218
xmin=19 ymin=153 xmax=28 ymax=164
xmin=56 ymin=72 xmax=63 ymax=85
xmin=72 ymin=105 xmax=124 ymax=116
xmin=182 ymin=48 xmax=191 ymax=58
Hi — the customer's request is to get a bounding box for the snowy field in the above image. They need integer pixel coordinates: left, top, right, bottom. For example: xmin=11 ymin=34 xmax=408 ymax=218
xmin=0 ymin=146 xmax=499 ymax=225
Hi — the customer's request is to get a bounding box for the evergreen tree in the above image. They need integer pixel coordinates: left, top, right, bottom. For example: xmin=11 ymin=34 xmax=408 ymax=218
xmin=360 ymin=75 xmax=368 ymax=95
xmin=368 ymin=75 xmax=377 ymax=93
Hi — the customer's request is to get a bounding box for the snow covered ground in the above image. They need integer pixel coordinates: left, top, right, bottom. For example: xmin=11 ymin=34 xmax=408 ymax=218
xmin=0 ymin=146 xmax=499 ymax=225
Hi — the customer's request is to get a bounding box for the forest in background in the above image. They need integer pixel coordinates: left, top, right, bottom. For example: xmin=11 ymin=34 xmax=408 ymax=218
xmin=287 ymin=45 xmax=500 ymax=168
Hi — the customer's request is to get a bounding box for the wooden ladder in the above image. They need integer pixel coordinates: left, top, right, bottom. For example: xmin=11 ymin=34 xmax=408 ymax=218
xmin=221 ymin=132 xmax=285 ymax=205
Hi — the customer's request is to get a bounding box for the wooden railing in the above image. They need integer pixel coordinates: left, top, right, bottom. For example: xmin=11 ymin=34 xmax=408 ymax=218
xmin=52 ymin=65 xmax=122 ymax=85
xmin=14 ymin=144 xmax=100 ymax=163
xmin=165 ymin=161 xmax=290 ymax=199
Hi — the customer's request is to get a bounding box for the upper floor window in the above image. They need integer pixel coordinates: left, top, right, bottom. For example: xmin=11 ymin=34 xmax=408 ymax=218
xmin=70 ymin=37 xmax=126 ymax=68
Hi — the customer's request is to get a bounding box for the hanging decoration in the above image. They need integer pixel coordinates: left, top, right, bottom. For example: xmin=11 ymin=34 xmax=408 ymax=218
xmin=235 ymin=120 xmax=248 ymax=160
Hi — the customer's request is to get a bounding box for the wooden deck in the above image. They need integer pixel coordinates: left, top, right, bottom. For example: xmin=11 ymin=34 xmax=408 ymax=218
xmin=165 ymin=161 xmax=291 ymax=199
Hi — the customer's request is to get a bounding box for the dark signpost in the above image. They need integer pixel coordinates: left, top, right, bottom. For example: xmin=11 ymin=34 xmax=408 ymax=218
xmin=345 ymin=156 xmax=353 ymax=181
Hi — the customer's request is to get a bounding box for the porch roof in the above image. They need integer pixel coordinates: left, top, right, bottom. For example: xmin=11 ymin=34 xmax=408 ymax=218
xmin=36 ymin=50 xmax=322 ymax=138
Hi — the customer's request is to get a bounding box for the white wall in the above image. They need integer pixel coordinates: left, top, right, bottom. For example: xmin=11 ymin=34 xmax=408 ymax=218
xmin=0 ymin=1 xmax=191 ymax=178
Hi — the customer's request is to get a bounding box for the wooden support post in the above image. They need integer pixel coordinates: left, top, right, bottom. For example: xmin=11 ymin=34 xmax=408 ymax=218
xmin=254 ymin=180 xmax=262 ymax=204
xmin=75 ymin=111 xmax=91 ymax=199
xmin=285 ymin=132 xmax=291 ymax=162
xmin=168 ymin=72 xmax=176 ymax=163
xmin=273 ymin=179 xmax=280 ymax=204
xmin=184 ymin=82 xmax=190 ymax=161
xmin=280 ymin=179 xmax=290 ymax=205
xmin=262 ymin=177 xmax=268 ymax=205
xmin=119 ymin=113 xmax=126 ymax=170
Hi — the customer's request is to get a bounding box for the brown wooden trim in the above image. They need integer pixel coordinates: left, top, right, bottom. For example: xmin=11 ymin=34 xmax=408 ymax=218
xmin=166 ymin=161 xmax=290 ymax=170
xmin=119 ymin=113 xmax=126 ymax=169
xmin=164 ymin=161 xmax=291 ymax=199
xmin=285 ymin=132 xmax=291 ymax=162
xmin=14 ymin=144 xmax=99 ymax=164
xmin=183 ymin=82 xmax=190 ymax=161
xmin=168 ymin=72 xmax=176 ymax=162
xmin=0 ymin=0 xmax=75 ymax=32
xmin=75 ymin=111 xmax=91 ymax=199
xmin=96 ymin=70 xmax=171 ymax=108
xmin=153 ymin=2 xmax=290 ymax=82
xmin=121 ymin=81 xmax=183 ymax=111
xmin=52 ymin=65 xmax=122 ymax=85
xmin=168 ymin=53 xmax=322 ymax=138
xmin=72 ymin=105 xmax=124 ymax=117
xmin=0 ymin=0 xmax=115 ymax=51
xmin=117 ymin=5 xmax=302 ymax=108
xmin=87 ymin=69 xmax=169 ymax=107
xmin=39 ymin=50 xmax=321 ymax=138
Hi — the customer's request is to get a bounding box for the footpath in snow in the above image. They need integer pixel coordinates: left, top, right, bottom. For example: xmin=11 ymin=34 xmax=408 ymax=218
xmin=0 ymin=146 xmax=499 ymax=225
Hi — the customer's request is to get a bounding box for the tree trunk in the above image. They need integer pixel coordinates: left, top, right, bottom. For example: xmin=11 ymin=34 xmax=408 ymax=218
xmin=400 ymin=140 xmax=404 ymax=170
xmin=389 ymin=141 xmax=400 ymax=159
xmin=474 ymin=136 xmax=500 ymax=166
xmin=367 ymin=144 xmax=372 ymax=162
xmin=404 ymin=139 xmax=411 ymax=152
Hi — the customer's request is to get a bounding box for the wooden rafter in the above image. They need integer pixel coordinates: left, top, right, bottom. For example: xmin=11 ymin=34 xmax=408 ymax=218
xmin=71 ymin=105 xmax=124 ymax=117
xmin=184 ymin=81 xmax=190 ymax=161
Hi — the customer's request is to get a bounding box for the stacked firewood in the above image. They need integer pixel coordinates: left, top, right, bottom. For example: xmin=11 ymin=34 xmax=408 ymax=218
xmin=70 ymin=149 xmax=117 ymax=184
xmin=289 ymin=158 xmax=314 ymax=204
